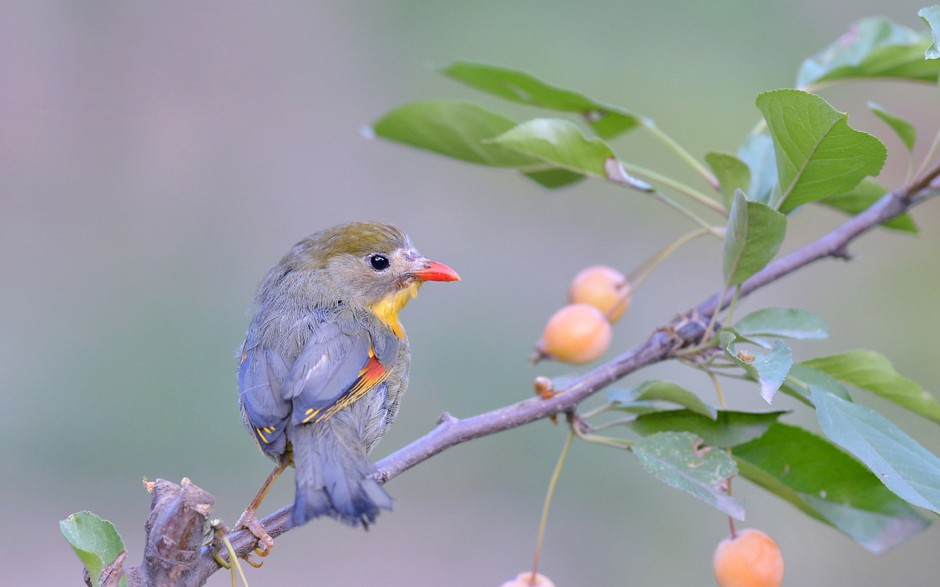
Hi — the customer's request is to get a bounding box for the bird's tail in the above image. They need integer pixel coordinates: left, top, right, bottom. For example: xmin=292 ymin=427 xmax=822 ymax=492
xmin=290 ymin=421 xmax=392 ymax=528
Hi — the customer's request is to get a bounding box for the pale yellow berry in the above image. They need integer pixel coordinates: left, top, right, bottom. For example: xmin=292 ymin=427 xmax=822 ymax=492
xmin=713 ymin=529 xmax=784 ymax=587
xmin=537 ymin=303 xmax=612 ymax=364
xmin=568 ymin=265 xmax=631 ymax=323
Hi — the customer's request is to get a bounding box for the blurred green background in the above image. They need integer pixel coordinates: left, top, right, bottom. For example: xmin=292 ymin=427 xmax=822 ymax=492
xmin=3 ymin=1 xmax=940 ymax=585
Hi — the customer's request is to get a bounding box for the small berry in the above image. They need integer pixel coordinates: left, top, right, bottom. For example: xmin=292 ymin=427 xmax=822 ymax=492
xmin=536 ymin=303 xmax=612 ymax=364
xmin=500 ymin=571 xmax=556 ymax=587
xmin=569 ymin=265 xmax=631 ymax=322
xmin=713 ymin=528 xmax=784 ymax=587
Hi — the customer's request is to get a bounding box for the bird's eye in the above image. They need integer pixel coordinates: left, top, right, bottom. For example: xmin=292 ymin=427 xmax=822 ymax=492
xmin=369 ymin=254 xmax=390 ymax=271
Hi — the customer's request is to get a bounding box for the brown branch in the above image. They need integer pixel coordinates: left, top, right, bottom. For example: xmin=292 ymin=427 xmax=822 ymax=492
xmin=118 ymin=163 xmax=940 ymax=587
xmin=124 ymin=479 xmax=216 ymax=587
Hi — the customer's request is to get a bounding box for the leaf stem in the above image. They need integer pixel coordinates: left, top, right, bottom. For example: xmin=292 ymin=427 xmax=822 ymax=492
xmin=624 ymin=162 xmax=727 ymax=216
xmin=641 ymin=118 xmax=720 ymax=190
xmin=590 ymin=416 xmax=639 ymax=432
xmin=629 ymin=183 xmax=726 ymax=236
xmin=723 ymin=287 xmax=742 ymax=327
xmin=573 ymin=428 xmax=634 ymax=449
xmin=531 ymin=431 xmax=574 ymax=582
xmin=579 ymin=401 xmax=615 ymax=420
xmin=914 ymin=125 xmax=940 ymax=181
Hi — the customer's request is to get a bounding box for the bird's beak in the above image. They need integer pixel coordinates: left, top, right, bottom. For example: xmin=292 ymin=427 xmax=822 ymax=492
xmin=410 ymin=260 xmax=461 ymax=282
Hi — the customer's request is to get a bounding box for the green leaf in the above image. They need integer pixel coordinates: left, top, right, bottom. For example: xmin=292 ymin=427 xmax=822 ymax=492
xmin=60 ymin=511 xmax=127 ymax=587
xmin=734 ymin=423 xmax=930 ymax=552
xmin=813 ymin=389 xmax=940 ymax=514
xmin=371 ymin=100 xmax=535 ymax=167
xmin=737 ymin=132 xmax=778 ymax=206
xmin=919 ymin=6 xmax=940 ymax=59
xmin=722 ymin=190 xmax=787 ymax=286
xmin=720 ymin=331 xmax=793 ymax=404
xmin=868 ymin=102 xmax=916 ymax=152
xmin=633 ymin=409 xmax=785 ymax=448
xmin=489 ymin=118 xmax=615 ymax=178
xmin=803 ymin=350 xmax=940 ymax=424
xmin=371 ymin=101 xmax=591 ymax=189
xmin=705 ymin=152 xmax=750 ymax=210
xmin=757 ymin=90 xmax=887 ymax=214
xmin=442 ymin=61 xmax=641 ymax=139
xmin=733 ymin=307 xmax=829 ymax=342
xmin=797 ymin=17 xmax=939 ymax=88
xmin=781 ymin=363 xmax=852 ymax=406
xmin=632 ymin=431 xmax=744 ymax=519
xmin=522 ymin=168 xmax=585 ymax=188
xmin=608 ymin=380 xmax=717 ymax=419
xmin=818 ymin=180 xmax=918 ymax=233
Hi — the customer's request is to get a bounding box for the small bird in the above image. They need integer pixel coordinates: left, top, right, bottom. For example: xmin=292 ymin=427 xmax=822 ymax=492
xmin=235 ymin=222 xmax=459 ymax=548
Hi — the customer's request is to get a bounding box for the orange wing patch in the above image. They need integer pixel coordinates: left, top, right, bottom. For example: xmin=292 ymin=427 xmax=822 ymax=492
xmin=302 ymin=346 xmax=390 ymax=424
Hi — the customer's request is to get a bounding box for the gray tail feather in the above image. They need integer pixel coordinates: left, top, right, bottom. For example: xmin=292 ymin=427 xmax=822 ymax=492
xmin=290 ymin=422 xmax=392 ymax=528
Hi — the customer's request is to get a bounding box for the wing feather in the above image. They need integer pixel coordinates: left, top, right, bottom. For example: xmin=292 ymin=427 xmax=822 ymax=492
xmin=238 ymin=335 xmax=291 ymax=456
xmin=285 ymin=323 xmax=398 ymax=426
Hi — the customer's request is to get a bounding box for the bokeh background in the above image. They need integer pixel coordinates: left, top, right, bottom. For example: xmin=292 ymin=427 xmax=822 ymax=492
xmin=3 ymin=1 xmax=940 ymax=585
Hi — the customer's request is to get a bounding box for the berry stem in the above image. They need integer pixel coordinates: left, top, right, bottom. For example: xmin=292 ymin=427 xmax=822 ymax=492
xmin=709 ymin=371 xmax=740 ymax=548
xmin=707 ymin=370 xmax=727 ymax=410
xmin=531 ymin=431 xmax=574 ymax=583
xmin=626 ymin=227 xmax=712 ymax=291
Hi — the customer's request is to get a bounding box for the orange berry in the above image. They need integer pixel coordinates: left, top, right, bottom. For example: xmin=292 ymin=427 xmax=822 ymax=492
xmin=537 ymin=303 xmax=612 ymax=364
xmin=500 ymin=571 xmax=556 ymax=587
xmin=569 ymin=265 xmax=631 ymax=322
xmin=713 ymin=529 xmax=784 ymax=587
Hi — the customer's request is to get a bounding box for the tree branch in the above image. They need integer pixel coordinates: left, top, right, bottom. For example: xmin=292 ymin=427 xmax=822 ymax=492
xmin=122 ymin=164 xmax=940 ymax=587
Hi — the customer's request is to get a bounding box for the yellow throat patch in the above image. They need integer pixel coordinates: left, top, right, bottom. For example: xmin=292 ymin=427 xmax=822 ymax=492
xmin=369 ymin=282 xmax=420 ymax=338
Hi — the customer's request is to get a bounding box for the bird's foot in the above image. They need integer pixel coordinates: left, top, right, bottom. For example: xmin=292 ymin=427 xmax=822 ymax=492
xmin=235 ymin=509 xmax=274 ymax=565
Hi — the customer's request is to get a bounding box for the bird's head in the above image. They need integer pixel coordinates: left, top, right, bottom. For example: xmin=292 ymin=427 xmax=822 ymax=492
xmin=268 ymin=222 xmax=459 ymax=337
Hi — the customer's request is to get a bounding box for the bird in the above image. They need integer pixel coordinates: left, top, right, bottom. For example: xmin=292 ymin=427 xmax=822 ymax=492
xmin=234 ymin=221 xmax=459 ymax=551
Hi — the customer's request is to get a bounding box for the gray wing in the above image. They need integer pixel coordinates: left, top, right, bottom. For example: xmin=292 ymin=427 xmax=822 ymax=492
xmin=284 ymin=320 xmax=400 ymax=426
xmin=238 ymin=330 xmax=291 ymax=458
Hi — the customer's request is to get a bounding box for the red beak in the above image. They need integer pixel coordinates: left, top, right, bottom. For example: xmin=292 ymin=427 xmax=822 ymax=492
xmin=411 ymin=260 xmax=460 ymax=282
